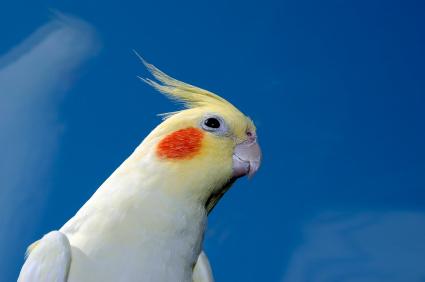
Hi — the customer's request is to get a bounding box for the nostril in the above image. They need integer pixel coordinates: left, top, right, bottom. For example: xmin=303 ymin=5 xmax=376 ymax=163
xmin=246 ymin=131 xmax=256 ymax=142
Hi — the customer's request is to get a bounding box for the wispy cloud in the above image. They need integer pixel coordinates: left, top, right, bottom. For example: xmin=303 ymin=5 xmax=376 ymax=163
xmin=0 ymin=14 xmax=99 ymax=277
xmin=281 ymin=211 xmax=425 ymax=282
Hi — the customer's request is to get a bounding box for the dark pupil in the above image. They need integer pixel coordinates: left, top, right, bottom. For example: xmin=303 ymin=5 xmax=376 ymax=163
xmin=205 ymin=118 xmax=220 ymax=128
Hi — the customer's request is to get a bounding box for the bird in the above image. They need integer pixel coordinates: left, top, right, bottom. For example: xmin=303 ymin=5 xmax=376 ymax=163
xmin=18 ymin=56 xmax=262 ymax=282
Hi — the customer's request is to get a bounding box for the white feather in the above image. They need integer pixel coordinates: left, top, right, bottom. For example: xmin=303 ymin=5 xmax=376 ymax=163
xmin=18 ymin=231 xmax=71 ymax=282
xmin=193 ymin=251 xmax=215 ymax=282
xmin=58 ymin=149 xmax=208 ymax=282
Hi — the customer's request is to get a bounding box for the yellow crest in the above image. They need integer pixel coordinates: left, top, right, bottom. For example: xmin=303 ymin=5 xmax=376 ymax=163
xmin=135 ymin=51 xmax=237 ymax=111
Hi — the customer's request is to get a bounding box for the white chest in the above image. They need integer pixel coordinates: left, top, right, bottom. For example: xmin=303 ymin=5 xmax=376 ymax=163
xmin=62 ymin=189 xmax=207 ymax=282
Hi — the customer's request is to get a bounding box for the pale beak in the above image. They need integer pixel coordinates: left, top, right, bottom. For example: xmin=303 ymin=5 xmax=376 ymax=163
xmin=232 ymin=136 xmax=262 ymax=178
xmin=205 ymin=135 xmax=261 ymax=213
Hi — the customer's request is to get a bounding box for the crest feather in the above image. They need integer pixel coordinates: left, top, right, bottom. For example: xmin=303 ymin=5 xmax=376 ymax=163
xmin=135 ymin=51 xmax=233 ymax=109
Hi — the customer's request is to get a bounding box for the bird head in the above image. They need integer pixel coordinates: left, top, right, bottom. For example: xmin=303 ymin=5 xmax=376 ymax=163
xmin=133 ymin=57 xmax=261 ymax=212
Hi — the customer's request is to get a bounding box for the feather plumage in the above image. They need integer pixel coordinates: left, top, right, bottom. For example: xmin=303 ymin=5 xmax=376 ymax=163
xmin=134 ymin=51 xmax=236 ymax=110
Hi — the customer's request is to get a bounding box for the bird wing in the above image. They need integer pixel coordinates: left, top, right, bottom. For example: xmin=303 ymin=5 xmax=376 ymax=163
xmin=18 ymin=231 xmax=72 ymax=282
xmin=193 ymin=250 xmax=214 ymax=282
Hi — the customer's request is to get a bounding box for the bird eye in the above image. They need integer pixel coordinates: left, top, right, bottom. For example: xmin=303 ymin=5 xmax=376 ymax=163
xmin=204 ymin=117 xmax=221 ymax=129
xmin=201 ymin=115 xmax=228 ymax=135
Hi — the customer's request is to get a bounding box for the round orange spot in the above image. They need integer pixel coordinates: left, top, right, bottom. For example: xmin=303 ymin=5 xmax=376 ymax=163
xmin=156 ymin=127 xmax=204 ymax=159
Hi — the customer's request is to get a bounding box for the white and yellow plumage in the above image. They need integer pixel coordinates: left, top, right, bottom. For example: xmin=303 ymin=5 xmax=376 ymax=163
xmin=18 ymin=56 xmax=261 ymax=282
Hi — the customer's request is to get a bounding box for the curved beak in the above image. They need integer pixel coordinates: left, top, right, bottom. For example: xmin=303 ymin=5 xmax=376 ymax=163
xmin=205 ymin=135 xmax=261 ymax=213
xmin=232 ymin=137 xmax=262 ymax=178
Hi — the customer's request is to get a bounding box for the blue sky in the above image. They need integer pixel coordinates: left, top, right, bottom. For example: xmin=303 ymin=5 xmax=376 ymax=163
xmin=1 ymin=0 xmax=425 ymax=281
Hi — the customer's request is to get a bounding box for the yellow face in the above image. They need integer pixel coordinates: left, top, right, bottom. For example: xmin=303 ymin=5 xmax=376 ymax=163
xmin=134 ymin=57 xmax=261 ymax=208
xmin=145 ymin=105 xmax=258 ymax=204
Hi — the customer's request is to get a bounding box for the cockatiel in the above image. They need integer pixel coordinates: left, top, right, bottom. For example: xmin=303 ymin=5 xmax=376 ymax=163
xmin=18 ymin=57 xmax=262 ymax=282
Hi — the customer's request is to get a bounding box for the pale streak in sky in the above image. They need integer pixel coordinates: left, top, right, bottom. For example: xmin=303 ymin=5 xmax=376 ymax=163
xmin=0 ymin=15 xmax=99 ymax=274
xmin=281 ymin=211 xmax=425 ymax=282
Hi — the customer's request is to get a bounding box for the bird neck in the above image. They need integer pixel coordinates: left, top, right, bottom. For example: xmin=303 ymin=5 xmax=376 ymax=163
xmin=66 ymin=153 xmax=209 ymax=237
xmin=61 ymin=160 xmax=208 ymax=281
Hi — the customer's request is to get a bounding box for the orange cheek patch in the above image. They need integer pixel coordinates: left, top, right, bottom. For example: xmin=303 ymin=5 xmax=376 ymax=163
xmin=156 ymin=127 xmax=204 ymax=160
